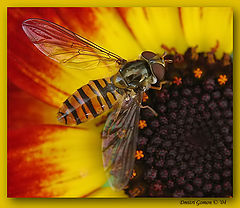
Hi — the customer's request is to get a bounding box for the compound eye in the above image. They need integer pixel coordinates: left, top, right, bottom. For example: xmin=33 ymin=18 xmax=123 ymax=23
xmin=141 ymin=51 xmax=156 ymax=61
xmin=151 ymin=63 xmax=165 ymax=81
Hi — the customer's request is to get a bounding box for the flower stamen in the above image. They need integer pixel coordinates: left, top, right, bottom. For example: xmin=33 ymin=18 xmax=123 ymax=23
xmin=207 ymin=52 xmax=216 ymax=64
xmin=193 ymin=68 xmax=203 ymax=78
xmin=191 ymin=46 xmax=199 ymax=61
xmin=142 ymin=92 xmax=149 ymax=102
xmin=130 ymin=169 xmax=137 ymax=179
xmin=211 ymin=40 xmax=220 ymax=53
xmin=135 ymin=150 xmax=144 ymax=159
xmin=128 ymin=185 xmax=145 ymax=197
xmin=161 ymin=44 xmax=175 ymax=54
xmin=218 ymin=74 xmax=228 ymax=85
xmin=161 ymin=44 xmax=184 ymax=63
xmin=139 ymin=120 xmax=147 ymax=129
xmin=173 ymin=76 xmax=182 ymax=85
xmin=223 ymin=53 xmax=231 ymax=66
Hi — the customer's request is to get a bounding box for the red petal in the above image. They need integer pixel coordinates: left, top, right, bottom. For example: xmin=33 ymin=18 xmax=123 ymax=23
xmin=8 ymin=125 xmax=64 ymax=197
xmin=7 ymin=81 xmax=59 ymax=129
xmin=7 ymin=124 xmax=106 ymax=197
xmin=7 ymin=8 xmax=100 ymax=107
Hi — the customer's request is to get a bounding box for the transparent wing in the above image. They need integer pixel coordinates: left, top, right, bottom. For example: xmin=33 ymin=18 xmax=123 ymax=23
xmin=102 ymin=92 xmax=142 ymax=190
xmin=22 ymin=18 xmax=126 ymax=70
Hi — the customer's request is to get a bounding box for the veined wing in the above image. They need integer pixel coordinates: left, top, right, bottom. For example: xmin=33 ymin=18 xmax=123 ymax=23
xmin=102 ymin=92 xmax=142 ymax=190
xmin=22 ymin=18 xmax=127 ymax=70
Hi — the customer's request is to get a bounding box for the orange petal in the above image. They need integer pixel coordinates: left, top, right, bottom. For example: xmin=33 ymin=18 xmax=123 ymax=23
xmin=8 ymin=125 xmax=106 ymax=197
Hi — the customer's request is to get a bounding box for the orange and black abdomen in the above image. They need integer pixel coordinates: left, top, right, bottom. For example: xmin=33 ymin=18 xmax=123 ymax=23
xmin=57 ymin=78 xmax=122 ymax=125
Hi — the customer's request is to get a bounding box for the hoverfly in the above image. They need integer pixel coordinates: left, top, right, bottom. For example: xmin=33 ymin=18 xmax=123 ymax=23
xmin=22 ymin=18 xmax=172 ymax=190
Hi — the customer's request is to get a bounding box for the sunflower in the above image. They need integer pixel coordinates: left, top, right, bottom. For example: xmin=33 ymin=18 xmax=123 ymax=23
xmin=7 ymin=7 xmax=232 ymax=198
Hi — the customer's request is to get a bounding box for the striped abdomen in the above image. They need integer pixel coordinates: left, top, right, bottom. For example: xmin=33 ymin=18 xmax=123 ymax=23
xmin=57 ymin=78 xmax=123 ymax=125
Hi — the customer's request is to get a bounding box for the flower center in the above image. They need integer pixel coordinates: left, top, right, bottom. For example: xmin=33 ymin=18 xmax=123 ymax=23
xmin=125 ymin=47 xmax=233 ymax=198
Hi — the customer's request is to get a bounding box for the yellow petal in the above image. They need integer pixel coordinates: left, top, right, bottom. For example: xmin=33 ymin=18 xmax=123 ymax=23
xmin=181 ymin=7 xmax=233 ymax=58
xmin=117 ymin=7 xmax=188 ymax=54
xmin=53 ymin=8 xmax=142 ymax=62
xmin=8 ymin=125 xmax=107 ymax=197
xmin=89 ymin=8 xmax=142 ymax=60
xmin=87 ymin=187 xmax=127 ymax=198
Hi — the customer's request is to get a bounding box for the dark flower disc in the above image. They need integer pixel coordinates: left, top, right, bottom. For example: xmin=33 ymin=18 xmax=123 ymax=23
xmin=125 ymin=47 xmax=233 ymax=197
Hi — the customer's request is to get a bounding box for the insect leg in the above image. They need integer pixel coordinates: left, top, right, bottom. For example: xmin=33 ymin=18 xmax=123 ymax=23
xmin=113 ymin=94 xmax=126 ymax=122
xmin=140 ymin=105 xmax=158 ymax=117
xmin=150 ymin=80 xmax=172 ymax=90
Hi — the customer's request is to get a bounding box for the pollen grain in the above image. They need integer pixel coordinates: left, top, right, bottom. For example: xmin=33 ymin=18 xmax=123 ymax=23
xmin=193 ymin=68 xmax=203 ymax=78
xmin=173 ymin=76 xmax=182 ymax=86
xmin=135 ymin=150 xmax=144 ymax=160
xmin=139 ymin=120 xmax=147 ymax=129
xmin=218 ymin=75 xmax=228 ymax=85
xmin=142 ymin=93 xmax=149 ymax=102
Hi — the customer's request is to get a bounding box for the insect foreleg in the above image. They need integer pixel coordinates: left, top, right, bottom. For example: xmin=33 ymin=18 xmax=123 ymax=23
xmin=140 ymin=105 xmax=158 ymax=117
xmin=150 ymin=80 xmax=172 ymax=90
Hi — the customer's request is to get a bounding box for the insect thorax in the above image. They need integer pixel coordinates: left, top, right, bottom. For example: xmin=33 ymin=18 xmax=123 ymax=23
xmin=111 ymin=60 xmax=154 ymax=92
